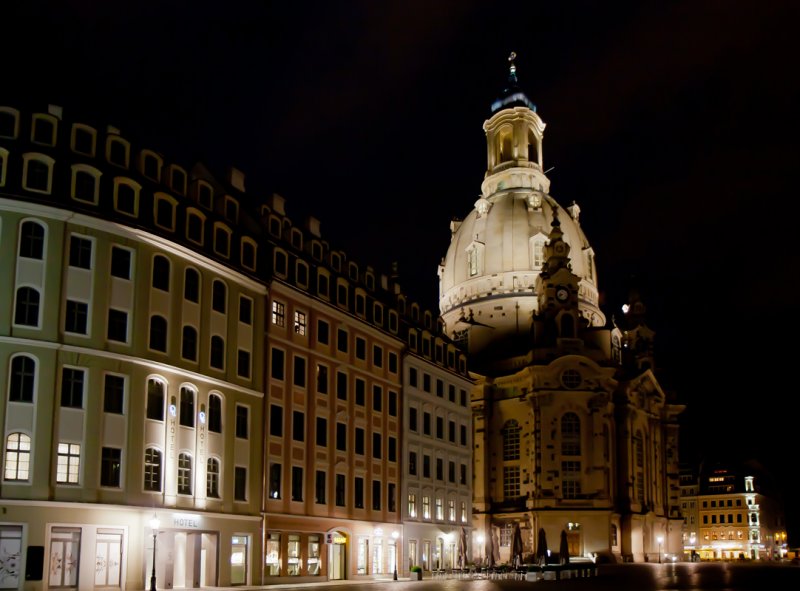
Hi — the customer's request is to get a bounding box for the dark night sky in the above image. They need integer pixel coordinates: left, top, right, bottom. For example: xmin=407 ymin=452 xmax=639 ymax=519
xmin=6 ymin=1 xmax=800 ymax=538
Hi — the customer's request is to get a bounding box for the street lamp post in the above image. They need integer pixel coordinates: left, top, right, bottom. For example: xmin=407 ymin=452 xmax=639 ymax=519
xmin=657 ymin=535 xmax=663 ymax=564
xmin=149 ymin=515 xmax=160 ymax=591
xmin=392 ymin=531 xmax=399 ymax=580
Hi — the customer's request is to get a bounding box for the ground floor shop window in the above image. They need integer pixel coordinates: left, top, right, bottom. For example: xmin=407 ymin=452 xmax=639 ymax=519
xmin=408 ymin=539 xmax=417 ymax=570
xmin=265 ymin=533 xmax=280 ymax=575
xmin=94 ymin=529 xmax=123 ymax=587
xmin=287 ymin=535 xmax=300 ymax=576
xmin=0 ymin=525 xmax=22 ymax=588
xmin=49 ymin=527 xmax=81 ymax=587
xmin=230 ymin=536 xmax=248 ymax=585
xmin=308 ymin=535 xmax=320 ymax=575
xmin=357 ymin=537 xmax=368 ymax=574
xmin=371 ymin=538 xmax=383 ymax=574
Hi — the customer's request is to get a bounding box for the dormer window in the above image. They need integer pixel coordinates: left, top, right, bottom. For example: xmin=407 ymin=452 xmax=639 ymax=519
xmin=186 ymin=209 xmax=205 ymax=245
xmin=169 ymin=165 xmax=187 ymax=195
xmin=141 ymin=151 xmax=162 ymax=181
xmin=114 ymin=178 xmax=140 ymax=217
xmin=241 ymin=238 xmax=257 ymax=271
xmin=197 ymin=181 xmax=213 ymax=210
xmin=224 ymin=196 xmax=238 ymax=222
xmin=213 ymin=223 xmax=231 ymax=258
xmin=331 ymin=253 xmax=341 ymax=272
xmin=365 ymin=273 xmax=375 ymax=291
xmin=311 ymin=241 xmax=323 ymax=261
xmin=71 ymin=124 xmax=96 ymax=156
xmin=31 ymin=114 xmax=57 ymax=146
xmin=70 ymin=164 xmax=101 ymax=204
xmin=296 ymin=261 xmax=309 ymax=289
xmin=154 ymin=193 xmax=177 ymax=231
xmin=107 ymin=136 xmax=129 ymax=168
xmin=290 ymin=228 xmax=303 ymax=250
xmin=0 ymin=108 xmax=20 ymax=139
xmin=268 ymin=216 xmax=281 ymax=238
xmin=0 ymin=148 xmax=8 ymax=187
xmin=22 ymin=153 xmax=54 ymax=194
xmin=348 ymin=262 xmax=359 ymax=281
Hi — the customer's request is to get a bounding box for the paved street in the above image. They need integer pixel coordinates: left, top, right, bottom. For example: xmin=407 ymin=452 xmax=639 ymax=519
xmin=212 ymin=562 xmax=800 ymax=591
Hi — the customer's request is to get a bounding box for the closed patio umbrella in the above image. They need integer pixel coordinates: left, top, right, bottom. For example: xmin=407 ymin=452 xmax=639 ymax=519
xmin=459 ymin=526 xmax=468 ymax=568
xmin=486 ymin=527 xmax=496 ymax=568
xmin=511 ymin=523 xmax=524 ymax=568
xmin=491 ymin=527 xmax=501 ymax=565
xmin=536 ymin=528 xmax=548 ymax=566
xmin=559 ymin=530 xmax=570 ymax=565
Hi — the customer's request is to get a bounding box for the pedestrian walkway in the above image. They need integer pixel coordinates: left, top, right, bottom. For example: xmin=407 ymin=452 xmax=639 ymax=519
xmin=187 ymin=576 xmax=409 ymax=591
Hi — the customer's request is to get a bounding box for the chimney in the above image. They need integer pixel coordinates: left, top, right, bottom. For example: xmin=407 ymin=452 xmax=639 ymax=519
xmin=306 ymin=216 xmax=321 ymax=238
xmin=268 ymin=193 xmax=286 ymax=215
xmin=228 ymin=167 xmax=246 ymax=192
xmin=47 ymin=104 xmax=63 ymax=120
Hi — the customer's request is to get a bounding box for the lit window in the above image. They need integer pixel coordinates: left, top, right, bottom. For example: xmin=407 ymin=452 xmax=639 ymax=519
xmin=144 ymin=448 xmax=162 ymax=491
xmin=4 ymin=433 xmax=31 ymax=481
xmin=56 ymin=443 xmax=81 ymax=484
xmin=408 ymin=493 xmax=417 ymax=517
xmin=206 ymin=458 xmax=220 ymax=498
xmin=177 ymin=453 xmax=192 ymax=495
xmin=294 ymin=311 xmax=306 ymax=335
xmin=272 ymin=301 xmax=285 ymax=326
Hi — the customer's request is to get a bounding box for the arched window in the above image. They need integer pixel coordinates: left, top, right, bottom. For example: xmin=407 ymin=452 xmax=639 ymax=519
xmin=113 ymin=178 xmax=139 ymax=216
xmin=184 ymin=267 xmax=200 ymax=303
xmin=527 ymin=127 xmax=539 ymax=165
xmin=212 ymin=280 xmax=227 ymax=313
xmin=210 ymin=336 xmax=225 ymax=369
xmin=214 ymin=224 xmax=231 ymax=258
xmin=14 ymin=287 xmax=40 ymax=327
xmin=149 ymin=315 xmax=168 ymax=352
xmin=9 ymin=355 xmax=36 ymax=403
xmin=208 ymin=393 xmax=222 ymax=433
xmin=181 ymin=326 xmax=198 ymax=361
xmin=144 ymin=448 xmax=162 ymax=491
xmin=152 ymin=255 xmax=170 ymax=291
xmin=4 ymin=433 xmax=31 ymax=481
xmin=502 ymin=420 xmax=521 ymax=461
xmin=207 ymin=457 xmax=220 ymax=498
xmin=186 ymin=210 xmax=205 ymax=245
xmin=18 ymin=220 xmax=45 ymax=259
xmin=23 ymin=154 xmax=54 ymax=193
xmin=177 ymin=453 xmax=193 ymax=495
xmin=241 ymin=238 xmax=257 ymax=271
xmin=561 ymin=413 xmax=581 ymax=455
xmin=634 ymin=431 xmax=645 ymax=503
xmin=561 ymin=314 xmax=575 ymax=338
xmin=179 ymin=386 xmax=195 ymax=427
xmin=467 ymin=246 xmax=479 ymax=277
xmin=146 ymin=379 xmax=165 ymax=421
xmin=498 ymin=127 xmax=513 ymax=163
xmin=70 ymin=165 xmax=101 ymax=204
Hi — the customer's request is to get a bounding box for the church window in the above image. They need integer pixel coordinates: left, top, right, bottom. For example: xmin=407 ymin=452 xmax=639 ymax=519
xmin=467 ymin=246 xmax=479 ymax=277
xmin=532 ymin=238 xmax=545 ymax=269
xmin=561 ymin=369 xmax=581 ymax=389
xmin=561 ymin=413 xmax=581 ymax=456
xmin=562 ymin=460 xmax=581 ymax=499
xmin=498 ymin=127 xmax=513 ymax=163
xmin=503 ymin=466 xmax=520 ymax=497
xmin=502 ymin=420 xmax=520 ymax=461
xmin=527 ymin=127 xmax=539 ymax=164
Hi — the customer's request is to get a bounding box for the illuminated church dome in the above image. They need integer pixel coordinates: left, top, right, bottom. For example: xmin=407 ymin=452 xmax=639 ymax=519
xmin=438 ymin=54 xmax=605 ymax=368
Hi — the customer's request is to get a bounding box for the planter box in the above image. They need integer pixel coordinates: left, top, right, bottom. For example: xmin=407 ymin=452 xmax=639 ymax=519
xmin=525 ymin=571 xmax=539 ymax=582
xmin=411 ymin=571 xmax=423 ymax=581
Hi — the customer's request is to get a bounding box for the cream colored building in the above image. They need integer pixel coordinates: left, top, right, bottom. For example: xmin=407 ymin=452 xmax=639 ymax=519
xmin=0 ymin=104 xmax=266 ymax=589
xmin=438 ymin=57 xmax=684 ymax=563
xmin=681 ymin=465 xmax=788 ymax=560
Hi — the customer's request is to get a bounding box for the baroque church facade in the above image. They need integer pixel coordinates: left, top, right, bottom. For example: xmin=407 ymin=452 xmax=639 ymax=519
xmin=438 ymin=56 xmax=684 ymax=563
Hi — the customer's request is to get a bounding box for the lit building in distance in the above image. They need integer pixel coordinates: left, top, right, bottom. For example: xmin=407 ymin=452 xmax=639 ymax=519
xmin=438 ymin=56 xmax=685 ymax=563
xmin=681 ymin=464 xmax=787 ymax=560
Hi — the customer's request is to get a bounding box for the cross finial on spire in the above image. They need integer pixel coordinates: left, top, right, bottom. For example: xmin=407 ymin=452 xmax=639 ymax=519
xmin=508 ymin=52 xmax=518 ymax=83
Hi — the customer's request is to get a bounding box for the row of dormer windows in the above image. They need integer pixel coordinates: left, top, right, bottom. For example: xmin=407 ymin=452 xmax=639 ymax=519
xmin=0 ymin=107 xmax=240 ymax=221
xmin=2 ymin=152 xmax=257 ymax=271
